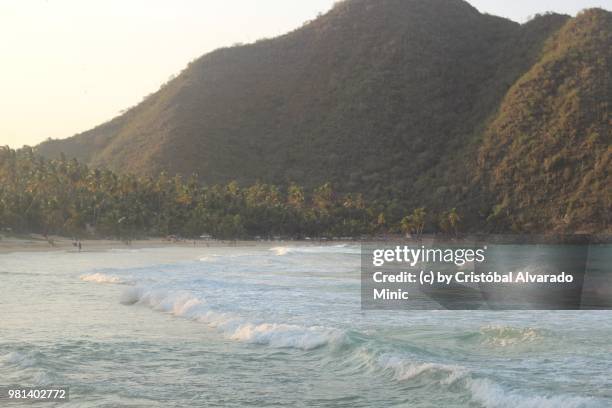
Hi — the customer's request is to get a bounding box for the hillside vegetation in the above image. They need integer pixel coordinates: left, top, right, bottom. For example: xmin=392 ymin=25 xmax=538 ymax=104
xmin=0 ymin=147 xmax=450 ymax=239
xmin=35 ymin=0 xmax=611 ymax=233
xmin=478 ymin=9 xmax=611 ymax=233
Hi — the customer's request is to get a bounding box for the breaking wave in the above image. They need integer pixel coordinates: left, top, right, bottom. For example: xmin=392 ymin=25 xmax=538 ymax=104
xmin=230 ymin=323 xmax=345 ymax=349
xmin=80 ymin=272 xmax=127 ymax=284
xmin=270 ymin=245 xmax=359 ymax=256
xmin=375 ymin=353 xmax=597 ymax=408
xmin=117 ymin=285 xmax=598 ymax=407
xmin=120 ymin=286 xmax=345 ymax=351
xmin=478 ymin=325 xmax=544 ymax=347
xmin=467 ymin=377 xmax=596 ymax=408
xmin=377 ymin=353 xmax=467 ymax=384
xmin=68 ymin=249 xmax=607 ymax=407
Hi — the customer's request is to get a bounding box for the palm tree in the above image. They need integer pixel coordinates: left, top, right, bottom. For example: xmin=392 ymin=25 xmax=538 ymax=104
xmin=401 ymin=207 xmax=426 ymax=240
xmin=448 ymin=207 xmax=461 ymax=237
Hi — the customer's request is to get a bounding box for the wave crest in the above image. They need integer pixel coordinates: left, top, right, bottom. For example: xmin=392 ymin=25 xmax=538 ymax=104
xmin=270 ymin=245 xmax=358 ymax=256
xmin=479 ymin=325 xmax=543 ymax=347
xmin=377 ymin=353 xmax=467 ymax=384
xmin=467 ymin=377 xmax=596 ymax=408
xmin=80 ymin=273 xmax=126 ymax=284
xmin=230 ymin=323 xmax=344 ymax=350
xmin=375 ymin=353 xmax=596 ymax=408
xmin=121 ymin=286 xmax=345 ymax=351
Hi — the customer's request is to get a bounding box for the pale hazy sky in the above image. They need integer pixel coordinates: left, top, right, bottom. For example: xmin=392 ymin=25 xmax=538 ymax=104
xmin=1 ymin=0 xmax=609 ymax=148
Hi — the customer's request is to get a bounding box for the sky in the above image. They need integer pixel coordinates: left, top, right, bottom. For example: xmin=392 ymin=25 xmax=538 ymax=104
xmin=1 ymin=0 xmax=609 ymax=148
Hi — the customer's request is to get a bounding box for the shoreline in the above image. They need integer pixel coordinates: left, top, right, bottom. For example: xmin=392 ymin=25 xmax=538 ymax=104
xmin=2 ymin=233 xmax=610 ymax=255
xmin=0 ymin=235 xmax=265 ymax=254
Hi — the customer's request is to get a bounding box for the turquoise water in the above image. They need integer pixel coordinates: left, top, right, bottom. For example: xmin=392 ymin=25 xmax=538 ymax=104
xmin=1 ymin=245 xmax=611 ymax=407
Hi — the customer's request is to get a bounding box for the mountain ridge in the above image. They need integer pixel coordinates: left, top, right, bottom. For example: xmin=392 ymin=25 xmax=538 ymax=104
xmin=35 ymin=0 xmax=610 ymax=233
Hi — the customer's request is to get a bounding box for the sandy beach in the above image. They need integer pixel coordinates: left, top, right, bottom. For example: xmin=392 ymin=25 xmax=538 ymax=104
xmin=0 ymin=234 xmax=260 ymax=254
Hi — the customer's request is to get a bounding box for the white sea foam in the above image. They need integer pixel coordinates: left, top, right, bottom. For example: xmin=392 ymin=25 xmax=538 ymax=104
xmin=80 ymin=273 xmax=126 ymax=284
xmin=377 ymin=354 xmax=467 ymax=384
xmin=119 ymin=287 xmax=201 ymax=313
xmin=467 ymin=377 xmax=596 ymax=408
xmin=479 ymin=325 xmax=542 ymax=347
xmin=376 ymin=353 xmax=597 ymax=408
xmin=270 ymin=245 xmax=358 ymax=256
xmin=230 ymin=323 xmax=344 ymax=350
xmin=271 ymin=246 xmax=291 ymax=256
xmin=121 ymin=286 xmax=344 ymax=350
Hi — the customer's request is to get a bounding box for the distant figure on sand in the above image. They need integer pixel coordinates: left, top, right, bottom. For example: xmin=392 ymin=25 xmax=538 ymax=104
xmin=78 ymin=241 xmax=82 ymax=252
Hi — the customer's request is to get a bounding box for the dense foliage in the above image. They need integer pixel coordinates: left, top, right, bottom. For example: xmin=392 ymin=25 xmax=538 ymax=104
xmin=478 ymin=9 xmax=611 ymax=233
xmin=2 ymin=147 xmax=461 ymax=239
xmin=34 ymin=3 xmax=565 ymax=201
xmin=33 ymin=1 xmax=610 ymax=234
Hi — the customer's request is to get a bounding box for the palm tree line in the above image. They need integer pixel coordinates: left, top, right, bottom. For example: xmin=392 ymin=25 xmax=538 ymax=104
xmin=0 ymin=147 xmax=461 ymax=240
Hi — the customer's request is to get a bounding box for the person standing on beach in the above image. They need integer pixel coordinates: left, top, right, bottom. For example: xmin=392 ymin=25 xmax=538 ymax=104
xmin=78 ymin=241 xmax=82 ymax=252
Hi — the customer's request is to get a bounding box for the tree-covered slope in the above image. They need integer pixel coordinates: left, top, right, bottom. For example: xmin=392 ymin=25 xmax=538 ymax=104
xmin=36 ymin=0 xmax=563 ymax=184
xmin=35 ymin=0 xmax=610 ymax=233
xmin=478 ymin=9 xmax=611 ymax=233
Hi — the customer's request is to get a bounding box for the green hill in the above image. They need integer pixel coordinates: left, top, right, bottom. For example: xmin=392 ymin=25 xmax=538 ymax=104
xmin=35 ymin=0 xmax=610 ymax=233
xmin=478 ymin=9 xmax=611 ymax=233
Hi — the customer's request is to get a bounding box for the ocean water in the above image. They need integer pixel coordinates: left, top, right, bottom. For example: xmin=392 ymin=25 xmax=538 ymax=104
xmin=1 ymin=244 xmax=611 ymax=407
